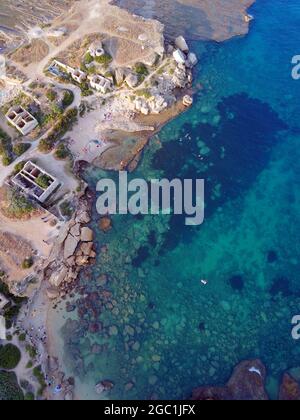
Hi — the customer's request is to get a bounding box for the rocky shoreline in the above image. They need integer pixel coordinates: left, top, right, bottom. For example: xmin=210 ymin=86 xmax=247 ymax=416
xmin=45 ymin=188 xmax=95 ymax=301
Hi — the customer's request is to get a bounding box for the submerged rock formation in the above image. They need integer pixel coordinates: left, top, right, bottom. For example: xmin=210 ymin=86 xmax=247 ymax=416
xmin=192 ymin=361 xmax=300 ymax=401
xmin=279 ymin=374 xmax=300 ymax=401
xmin=113 ymin=0 xmax=256 ymax=42
xmin=192 ymin=360 xmax=269 ymax=400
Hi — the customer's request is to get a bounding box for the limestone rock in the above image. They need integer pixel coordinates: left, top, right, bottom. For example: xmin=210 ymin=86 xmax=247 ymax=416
xmin=46 ymin=287 xmax=60 ymax=300
xmin=81 ymin=227 xmax=94 ymax=242
xmin=143 ymin=52 xmax=158 ymax=67
xmin=76 ymin=255 xmax=90 ymax=266
xmin=49 ymin=266 xmax=68 ymax=288
xmin=66 ymin=256 xmax=76 ymax=267
xmin=141 ymin=104 xmax=150 ymax=115
xmin=69 ymin=223 xmax=81 ymax=238
xmin=172 ymin=66 xmax=187 ymax=88
xmin=115 ymin=68 xmax=125 ymax=85
xmin=80 ymin=242 xmax=93 ymax=256
xmin=76 ymin=211 xmax=91 ymax=224
xmin=64 ymin=234 xmax=80 ymax=259
xmin=187 ymin=52 xmax=198 ymax=67
xmin=173 ymin=49 xmax=186 ymax=65
xmin=126 ymin=73 xmax=139 ymax=89
xmin=175 ymin=36 xmax=189 ymax=52
xmin=183 ymin=95 xmax=193 ymax=107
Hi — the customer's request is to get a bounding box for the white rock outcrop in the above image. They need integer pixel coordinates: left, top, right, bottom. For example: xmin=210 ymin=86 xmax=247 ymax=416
xmin=175 ymin=36 xmax=189 ymax=53
xmin=187 ymin=52 xmax=198 ymax=67
xmin=49 ymin=265 xmax=68 ymax=288
xmin=173 ymin=49 xmax=186 ymax=65
xmin=126 ymin=73 xmax=139 ymax=88
xmin=64 ymin=234 xmax=80 ymax=260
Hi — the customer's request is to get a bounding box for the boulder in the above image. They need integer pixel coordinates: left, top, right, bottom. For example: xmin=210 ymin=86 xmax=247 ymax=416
xmin=143 ymin=53 xmax=158 ymax=67
xmin=64 ymin=234 xmax=80 ymax=259
xmin=187 ymin=52 xmax=198 ymax=67
xmin=183 ymin=95 xmax=193 ymax=107
xmin=99 ymin=217 xmax=112 ymax=233
xmin=49 ymin=266 xmax=68 ymax=288
xmin=95 ymin=379 xmax=116 ymax=394
xmin=89 ymin=251 xmax=97 ymax=259
xmin=76 ymin=211 xmax=91 ymax=224
xmin=115 ymin=68 xmax=125 ymax=85
xmin=141 ymin=104 xmax=150 ymax=115
xmin=80 ymin=242 xmax=94 ymax=256
xmin=126 ymin=73 xmax=139 ymax=89
xmin=192 ymin=360 xmax=269 ymax=401
xmin=76 ymin=255 xmax=90 ymax=266
xmin=173 ymin=49 xmax=186 ymax=65
xmin=81 ymin=227 xmax=94 ymax=242
xmin=69 ymin=223 xmax=81 ymax=238
xmin=64 ymin=392 xmax=73 ymax=401
xmin=175 ymin=36 xmax=189 ymax=52
xmin=66 ymin=256 xmax=76 ymax=267
xmin=279 ymin=373 xmax=300 ymax=400
xmin=46 ymin=287 xmax=60 ymax=300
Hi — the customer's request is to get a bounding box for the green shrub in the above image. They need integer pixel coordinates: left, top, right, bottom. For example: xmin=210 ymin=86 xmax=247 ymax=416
xmin=0 ymin=128 xmax=10 ymax=143
xmin=21 ymin=257 xmax=34 ymax=270
xmin=26 ymin=361 xmax=33 ymax=369
xmin=2 ymin=153 xmax=13 ymax=166
xmin=136 ymin=89 xmax=152 ymax=99
xmin=35 ymin=174 xmax=51 ymax=189
xmin=87 ymin=65 xmax=97 ymax=75
xmin=84 ymin=52 xmax=94 ymax=64
xmin=62 ymin=90 xmax=74 ymax=108
xmin=46 ymin=89 xmax=57 ymax=102
xmin=0 ymin=344 xmax=21 ymax=370
xmin=55 ymin=144 xmax=69 ymax=160
xmin=33 ymin=366 xmax=46 ymax=396
xmin=0 ymin=371 xmax=24 ymax=400
xmin=80 ymin=82 xmax=93 ymax=97
xmin=3 ymin=188 xmax=36 ymax=219
xmin=38 ymin=138 xmax=54 ymax=153
xmin=13 ymin=161 xmax=26 ymax=175
xmin=38 ymin=108 xmax=78 ymax=153
xmin=24 ymin=392 xmax=34 ymax=401
xmin=95 ymin=53 xmax=112 ymax=66
xmin=134 ymin=62 xmax=149 ymax=76
xmin=18 ymin=333 xmax=26 ymax=342
xmin=26 ymin=345 xmax=37 ymax=359
xmin=13 ymin=143 xmax=30 ymax=157
xmin=3 ymin=305 xmax=20 ymax=322
xmin=60 ymin=200 xmax=73 ymax=218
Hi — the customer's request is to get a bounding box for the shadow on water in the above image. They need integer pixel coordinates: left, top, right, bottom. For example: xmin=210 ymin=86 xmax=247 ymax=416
xmin=152 ymin=93 xmax=287 ymax=252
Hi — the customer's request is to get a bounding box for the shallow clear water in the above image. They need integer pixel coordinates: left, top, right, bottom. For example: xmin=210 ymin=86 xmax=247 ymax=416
xmin=58 ymin=0 xmax=300 ymax=400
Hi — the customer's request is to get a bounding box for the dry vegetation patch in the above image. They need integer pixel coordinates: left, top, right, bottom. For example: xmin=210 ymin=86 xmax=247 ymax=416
xmin=10 ymin=40 xmax=50 ymax=67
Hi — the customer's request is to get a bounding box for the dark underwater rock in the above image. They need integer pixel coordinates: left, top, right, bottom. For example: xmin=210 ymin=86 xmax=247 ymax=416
xmin=267 ymin=250 xmax=278 ymax=263
xmin=99 ymin=217 xmax=113 ymax=233
xmin=229 ymin=275 xmax=244 ymax=291
xmin=279 ymin=374 xmax=300 ymax=401
xmin=192 ymin=360 xmax=269 ymax=401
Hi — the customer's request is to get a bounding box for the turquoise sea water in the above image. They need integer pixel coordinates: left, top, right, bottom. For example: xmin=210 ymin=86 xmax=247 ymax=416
xmin=60 ymin=0 xmax=300 ymax=399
